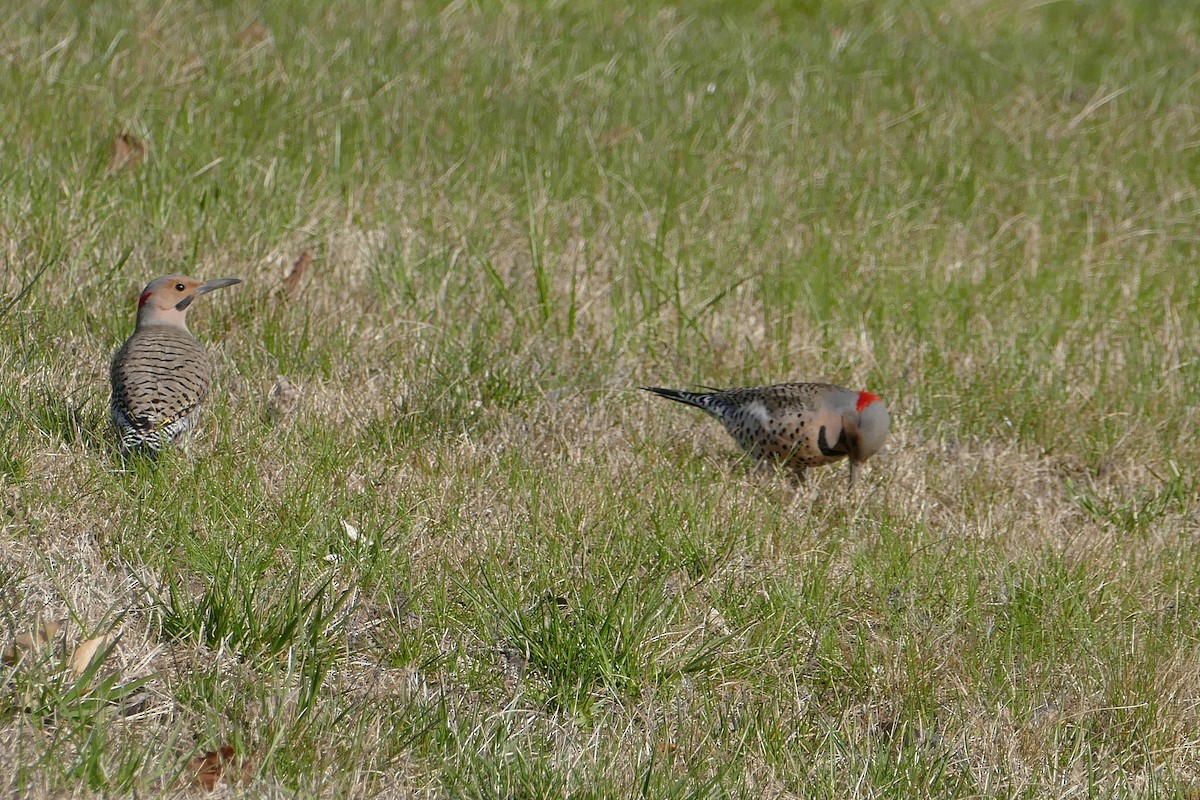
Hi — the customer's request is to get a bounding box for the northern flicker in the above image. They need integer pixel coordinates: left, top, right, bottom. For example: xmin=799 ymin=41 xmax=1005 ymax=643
xmin=642 ymin=382 xmax=890 ymax=486
xmin=110 ymin=275 xmax=241 ymax=453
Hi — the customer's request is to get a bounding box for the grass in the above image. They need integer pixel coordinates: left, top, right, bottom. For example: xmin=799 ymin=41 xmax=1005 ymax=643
xmin=1 ymin=0 xmax=1199 ymax=796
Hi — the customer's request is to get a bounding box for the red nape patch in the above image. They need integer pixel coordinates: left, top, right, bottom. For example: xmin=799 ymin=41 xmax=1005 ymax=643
xmin=856 ymin=391 xmax=880 ymax=413
xmin=138 ymin=291 xmax=152 ymax=309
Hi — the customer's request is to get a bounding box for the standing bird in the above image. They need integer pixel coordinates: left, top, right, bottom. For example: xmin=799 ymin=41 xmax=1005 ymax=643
xmin=642 ymin=382 xmax=889 ymax=486
xmin=110 ymin=275 xmax=241 ymax=454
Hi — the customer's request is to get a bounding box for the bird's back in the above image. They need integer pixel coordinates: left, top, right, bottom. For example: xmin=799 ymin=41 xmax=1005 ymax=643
xmin=110 ymin=326 xmax=212 ymax=449
xmin=709 ymin=382 xmax=847 ymax=412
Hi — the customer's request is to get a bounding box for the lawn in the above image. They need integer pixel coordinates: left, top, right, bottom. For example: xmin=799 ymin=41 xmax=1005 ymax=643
xmin=1 ymin=0 xmax=1199 ymax=797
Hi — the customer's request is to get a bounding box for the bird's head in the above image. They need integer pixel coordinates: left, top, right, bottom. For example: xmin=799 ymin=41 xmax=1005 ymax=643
xmin=847 ymin=391 xmax=890 ymax=464
xmin=135 ymin=275 xmax=241 ymax=330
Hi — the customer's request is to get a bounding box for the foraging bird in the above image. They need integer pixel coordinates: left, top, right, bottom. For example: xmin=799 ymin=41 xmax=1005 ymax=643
xmin=110 ymin=275 xmax=241 ymax=453
xmin=642 ymin=382 xmax=889 ymax=486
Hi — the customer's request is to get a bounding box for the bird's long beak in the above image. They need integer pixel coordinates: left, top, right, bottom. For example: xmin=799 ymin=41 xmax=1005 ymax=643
xmin=196 ymin=277 xmax=242 ymax=294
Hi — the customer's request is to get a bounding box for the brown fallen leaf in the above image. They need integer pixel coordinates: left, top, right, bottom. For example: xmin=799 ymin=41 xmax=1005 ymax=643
xmin=281 ymin=251 xmax=312 ymax=300
xmin=187 ymin=747 xmax=227 ymax=792
xmin=265 ymin=375 xmax=300 ymax=422
xmin=69 ymin=634 xmax=114 ymax=679
xmin=3 ymin=618 xmax=64 ymax=664
xmin=108 ymin=133 xmax=145 ymax=173
xmin=113 ymin=688 xmax=150 ymax=718
xmin=599 ymin=125 xmax=636 ymax=147
xmin=498 ymin=646 xmax=527 ymax=692
xmin=236 ymin=22 xmax=270 ymax=48
xmin=187 ymin=745 xmax=254 ymax=792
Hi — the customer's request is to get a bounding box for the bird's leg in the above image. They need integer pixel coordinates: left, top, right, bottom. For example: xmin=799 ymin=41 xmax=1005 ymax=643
xmin=780 ymin=464 xmax=815 ymax=510
xmin=849 ymin=460 xmax=859 ymax=489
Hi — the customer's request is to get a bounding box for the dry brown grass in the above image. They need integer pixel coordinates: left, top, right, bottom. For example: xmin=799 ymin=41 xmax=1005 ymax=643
xmin=2 ymin=0 xmax=1200 ymax=797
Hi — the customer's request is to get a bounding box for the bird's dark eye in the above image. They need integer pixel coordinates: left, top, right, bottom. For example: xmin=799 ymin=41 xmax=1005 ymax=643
xmin=175 ymin=283 xmax=186 ymax=292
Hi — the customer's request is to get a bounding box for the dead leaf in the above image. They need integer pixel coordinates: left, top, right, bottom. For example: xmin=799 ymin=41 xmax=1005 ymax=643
xmin=187 ymin=747 xmax=226 ymax=792
xmin=115 ymin=688 xmax=150 ymax=718
xmin=281 ymin=251 xmax=312 ymax=300
xmin=3 ymin=618 xmax=64 ymax=664
xmin=498 ymin=646 xmax=526 ymax=692
xmin=704 ymin=607 xmax=730 ymax=636
xmin=108 ymin=133 xmax=145 ymax=173
xmin=599 ymin=126 xmax=636 ymax=147
xmin=187 ymin=744 xmax=253 ymax=791
xmin=69 ymin=634 xmax=113 ymax=679
xmin=265 ymin=376 xmax=300 ymax=421
xmin=236 ymin=23 xmax=270 ymax=48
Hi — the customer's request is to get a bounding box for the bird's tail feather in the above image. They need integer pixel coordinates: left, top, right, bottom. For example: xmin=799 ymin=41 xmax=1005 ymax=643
xmin=641 ymin=386 xmax=720 ymax=416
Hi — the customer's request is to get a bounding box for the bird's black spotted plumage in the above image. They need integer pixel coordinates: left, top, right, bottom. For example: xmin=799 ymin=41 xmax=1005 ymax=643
xmin=642 ymin=382 xmax=886 ymax=485
xmin=110 ymin=325 xmax=212 ymax=452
